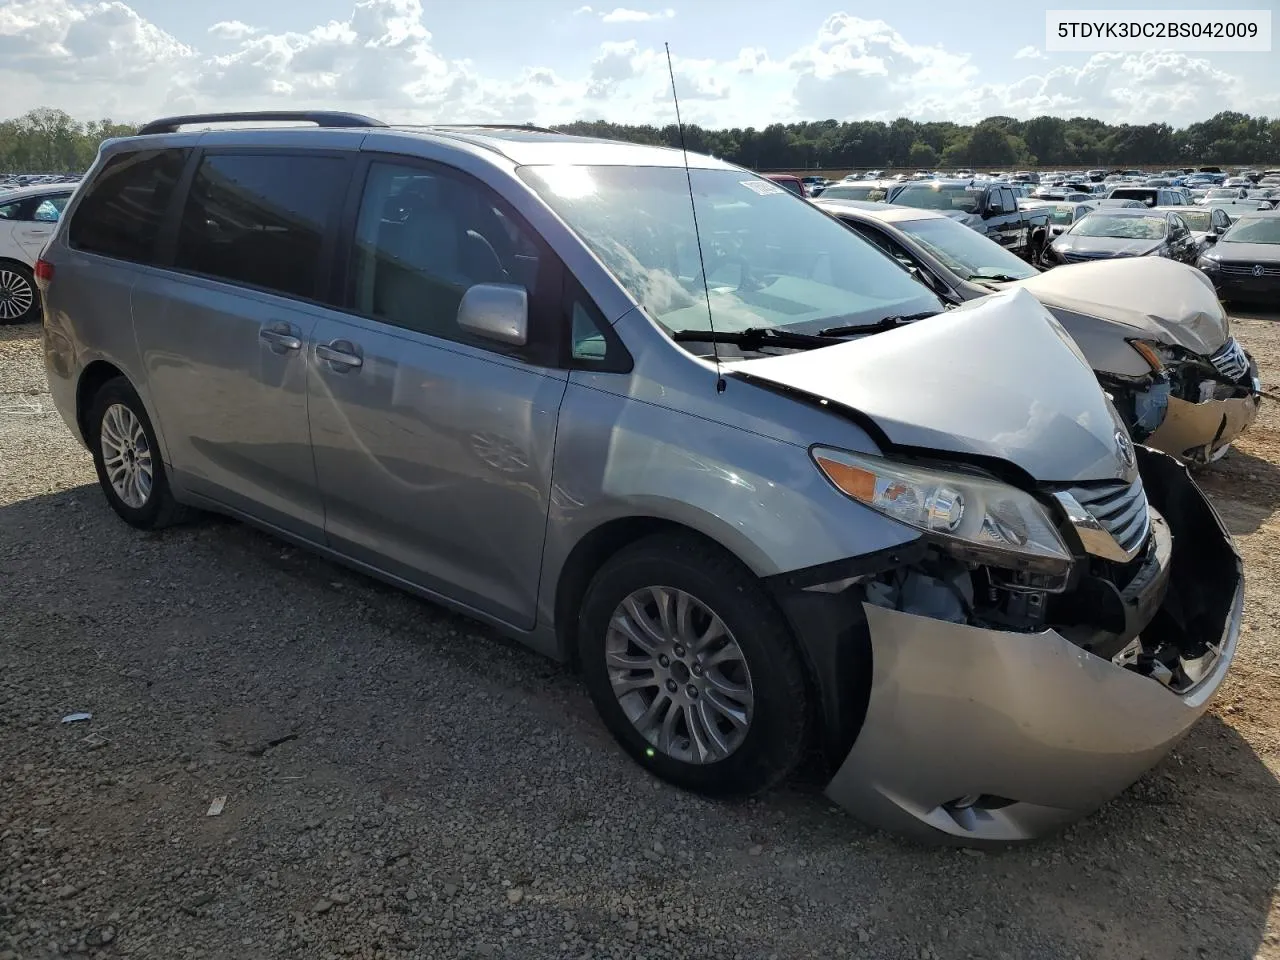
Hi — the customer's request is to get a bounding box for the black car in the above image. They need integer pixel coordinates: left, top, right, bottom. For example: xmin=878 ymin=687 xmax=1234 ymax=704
xmin=1196 ymin=210 xmax=1280 ymax=303
xmin=1048 ymin=208 xmax=1200 ymax=265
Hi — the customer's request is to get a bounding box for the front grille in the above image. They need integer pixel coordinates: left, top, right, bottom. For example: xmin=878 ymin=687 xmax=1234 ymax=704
xmin=1210 ymin=337 xmax=1250 ymax=381
xmin=1219 ymin=262 xmax=1280 ymax=277
xmin=1061 ymin=252 xmax=1111 ymax=263
xmin=1065 ymin=475 xmax=1151 ymax=558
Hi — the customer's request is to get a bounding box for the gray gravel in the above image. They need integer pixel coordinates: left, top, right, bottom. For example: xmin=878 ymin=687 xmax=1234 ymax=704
xmin=2 ymin=318 xmax=1279 ymax=960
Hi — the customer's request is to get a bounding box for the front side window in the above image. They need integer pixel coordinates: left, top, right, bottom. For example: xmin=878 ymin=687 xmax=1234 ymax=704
xmin=69 ymin=148 xmax=189 ymax=263
xmin=0 ymin=200 xmax=20 ymax=220
xmin=520 ymin=165 xmax=941 ymax=341
xmin=174 ymin=153 xmax=346 ymax=299
xmin=350 ymin=161 xmax=546 ymax=347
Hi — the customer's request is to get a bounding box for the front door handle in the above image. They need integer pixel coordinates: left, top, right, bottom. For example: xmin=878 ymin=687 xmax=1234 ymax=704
xmin=317 ymin=340 xmax=363 ymax=370
xmin=260 ymin=323 xmax=302 ymax=352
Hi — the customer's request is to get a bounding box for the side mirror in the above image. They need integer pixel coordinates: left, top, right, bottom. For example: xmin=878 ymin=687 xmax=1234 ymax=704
xmin=1204 ymin=232 xmax=1218 ymax=243
xmin=984 ymin=201 xmax=1004 ymax=216
xmin=457 ymin=283 xmax=528 ymax=346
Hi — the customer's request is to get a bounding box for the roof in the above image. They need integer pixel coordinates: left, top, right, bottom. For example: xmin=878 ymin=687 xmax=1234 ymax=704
xmin=127 ymin=118 xmax=740 ymax=171
xmin=0 ymin=183 xmax=76 ymax=200
xmin=814 ymin=199 xmax=947 ymax=223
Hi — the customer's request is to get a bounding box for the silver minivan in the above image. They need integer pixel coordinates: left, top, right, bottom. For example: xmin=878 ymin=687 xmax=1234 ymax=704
xmin=39 ymin=113 xmax=1243 ymax=843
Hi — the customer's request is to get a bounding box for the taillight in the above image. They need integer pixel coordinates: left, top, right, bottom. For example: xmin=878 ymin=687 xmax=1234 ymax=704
xmin=34 ymin=258 xmax=54 ymax=288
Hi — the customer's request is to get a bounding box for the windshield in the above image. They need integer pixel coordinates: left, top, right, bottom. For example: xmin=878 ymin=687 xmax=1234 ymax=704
xmin=1221 ymin=217 xmax=1280 ymax=244
xmin=897 ymin=215 xmax=1038 ymax=281
xmin=520 ymin=165 xmax=941 ymax=337
xmin=890 ymin=183 xmax=982 ymax=214
xmin=1071 ymin=214 xmax=1167 ymax=239
xmin=1045 ymin=206 xmax=1078 ymax=225
xmin=820 ymin=183 xmax=889 ymax=202
xmin=1205 ymin=189 xmax=1238 ymax=198
xmin=1178 ymin=210 xmax=1211 ymax=231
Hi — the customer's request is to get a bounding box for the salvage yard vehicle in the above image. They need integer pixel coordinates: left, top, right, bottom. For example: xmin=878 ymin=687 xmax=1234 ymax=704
xmin=39 ymin=112 xmax=1243 ymax=843
xmin=815 ymin=200 xmax=1260 ymax=462
xmin=0 ymin=183 xmax=74 ymax=322
xmin=1047 ymin=209 xmax=1200 ymax=266
xmin=1197 ymin=210 xmax=1280 ymax=306
xmin=886 ymin=179 xmax=1051 ymax=261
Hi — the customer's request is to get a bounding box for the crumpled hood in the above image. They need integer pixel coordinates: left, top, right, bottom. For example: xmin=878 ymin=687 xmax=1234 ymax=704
xmin=731 ymin=288 xmax=1131 ymax=483
xmin=1006 ymin=257 xmax=1229 ymax=355
xmin=1053 ymin=236 xmax=1163 ymax=258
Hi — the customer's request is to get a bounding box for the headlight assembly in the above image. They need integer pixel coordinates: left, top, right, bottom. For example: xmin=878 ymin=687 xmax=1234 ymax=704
xmin=1197 ymin=256 xmax=1220 ymax=273
xmin=811 ymin=447 xmax=1073 ymax=577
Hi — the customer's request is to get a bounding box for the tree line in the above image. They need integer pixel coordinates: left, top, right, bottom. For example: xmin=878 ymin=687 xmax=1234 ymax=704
xmin=2 ymin=107 xmax=1277 ymax=175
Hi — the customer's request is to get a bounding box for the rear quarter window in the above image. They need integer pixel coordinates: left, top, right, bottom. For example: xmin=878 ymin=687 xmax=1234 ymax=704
xmin=69 ymin=149 xmax=190 ymax=263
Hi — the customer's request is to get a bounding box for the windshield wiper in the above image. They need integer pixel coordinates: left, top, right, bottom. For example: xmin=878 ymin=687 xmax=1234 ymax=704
xmin=817 ymin=311 xmax=940 ymax=337
xmin=668 ymin=327 xmax=836 ymax=351
xmin=967 ymin=272 xmax=1025 ymax=282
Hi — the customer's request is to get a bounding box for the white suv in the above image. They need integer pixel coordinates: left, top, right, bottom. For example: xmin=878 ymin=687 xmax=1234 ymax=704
xmin=0 ymin=183 xmax=73 ymax=322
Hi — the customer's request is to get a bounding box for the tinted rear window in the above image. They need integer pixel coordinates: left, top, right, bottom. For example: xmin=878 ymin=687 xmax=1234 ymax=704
xmin=69 ymin=149 xmax=189 ymax=263
xmin=173 ymin=154 xmax=347 ymax=300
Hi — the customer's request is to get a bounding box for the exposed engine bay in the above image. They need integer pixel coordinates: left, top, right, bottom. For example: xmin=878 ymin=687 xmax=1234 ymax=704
xmin=859 ymin=447 xmax=1238 ymax=695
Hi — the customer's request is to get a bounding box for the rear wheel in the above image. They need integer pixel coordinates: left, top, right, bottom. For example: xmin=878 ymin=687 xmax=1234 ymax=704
xmin=578 ymin=533 xmax=809 ymax=798
xmin=87 ymin=377 xmax=192 ymax=529
xmin=0 ymin=263 xmax=38 ymax=324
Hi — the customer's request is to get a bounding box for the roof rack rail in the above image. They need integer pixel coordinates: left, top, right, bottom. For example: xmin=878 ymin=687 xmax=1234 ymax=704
xmin=135 ymin=111 xmax=387 ymax=137
xmin=410 ymin=123 xmax=562 ymax=135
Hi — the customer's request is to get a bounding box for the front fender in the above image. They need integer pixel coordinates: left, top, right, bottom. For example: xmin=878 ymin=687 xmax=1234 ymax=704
xmin=538 ymin=377 xmax=921 ymax=630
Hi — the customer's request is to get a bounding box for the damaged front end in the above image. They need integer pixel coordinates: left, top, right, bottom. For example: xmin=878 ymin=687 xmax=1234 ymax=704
xmin=1130 ymin=337 xmax=1262 ymax=462
xmin=807 ymin=446 xmax=1241 ymax=843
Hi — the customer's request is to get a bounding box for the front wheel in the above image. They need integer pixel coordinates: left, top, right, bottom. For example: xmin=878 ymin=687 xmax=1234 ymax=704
xmin=578 ymin=534 xmax=809 ymax=798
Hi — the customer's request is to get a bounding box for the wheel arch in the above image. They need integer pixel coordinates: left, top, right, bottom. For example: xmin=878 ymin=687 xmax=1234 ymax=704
xmin=75 ymin=359 xmax=128 ymax=446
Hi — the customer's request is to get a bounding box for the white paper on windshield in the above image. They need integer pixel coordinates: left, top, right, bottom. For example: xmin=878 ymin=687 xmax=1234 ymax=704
xmin=742 ymin=179 xmax=785 ymax=196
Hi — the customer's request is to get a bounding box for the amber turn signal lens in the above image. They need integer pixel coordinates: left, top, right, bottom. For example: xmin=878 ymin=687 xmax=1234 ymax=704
xmin=814 ymin=455 xmax=876 ymax=502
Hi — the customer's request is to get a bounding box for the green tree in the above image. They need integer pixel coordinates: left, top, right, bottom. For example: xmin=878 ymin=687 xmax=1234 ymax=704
xmin=907 ymin=141 xmax=938 ymax=168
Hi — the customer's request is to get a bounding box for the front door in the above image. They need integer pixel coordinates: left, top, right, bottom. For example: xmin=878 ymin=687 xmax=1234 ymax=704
xmin=307 ymin=158 xmax=568 ymax=629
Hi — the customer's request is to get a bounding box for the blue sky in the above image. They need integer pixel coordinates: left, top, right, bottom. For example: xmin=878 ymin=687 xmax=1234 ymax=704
xmin=1 ymin=0 xmax=1275 ymax=128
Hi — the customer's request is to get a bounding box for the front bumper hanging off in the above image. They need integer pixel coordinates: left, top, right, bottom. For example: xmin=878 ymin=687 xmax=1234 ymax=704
xmin=785 ymin=449 xmax=1243 ymax=843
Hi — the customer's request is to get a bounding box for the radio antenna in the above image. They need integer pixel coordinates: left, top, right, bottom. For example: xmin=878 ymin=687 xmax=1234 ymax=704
xmin=664 ymin=41 xmax=724 ymax=393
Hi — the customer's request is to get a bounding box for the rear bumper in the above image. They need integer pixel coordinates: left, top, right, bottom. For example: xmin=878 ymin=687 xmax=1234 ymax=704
xmin=819 ymin=449 xmax=1242 ymax=843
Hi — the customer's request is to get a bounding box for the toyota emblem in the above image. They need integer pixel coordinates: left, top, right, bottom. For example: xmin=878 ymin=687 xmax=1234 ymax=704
xmin=1253 ymin=264 xmax=1266 ymax=277
xmin=1115 ymin=430 xmax=1135 ymax=471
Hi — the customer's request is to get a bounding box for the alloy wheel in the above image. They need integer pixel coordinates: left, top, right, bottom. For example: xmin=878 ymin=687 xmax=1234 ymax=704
xmin=0 ymin=269 xmax=34 ymax=321
xmin=605 ymin=586 xmax=755 ymax=764
xmin=99 ymin=403 xmax=154 ymax=509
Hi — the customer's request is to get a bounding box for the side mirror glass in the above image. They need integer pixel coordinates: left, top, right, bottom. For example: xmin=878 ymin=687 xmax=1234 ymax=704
xmin=1204 ymin=233 xmax=1218 ymax=243
xmin=457 ymin=283 xmax=528 ymax=346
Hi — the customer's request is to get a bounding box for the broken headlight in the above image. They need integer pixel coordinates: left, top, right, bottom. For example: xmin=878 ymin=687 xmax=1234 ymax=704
xmin=811 ymin=447 xmax=1073 ymax=577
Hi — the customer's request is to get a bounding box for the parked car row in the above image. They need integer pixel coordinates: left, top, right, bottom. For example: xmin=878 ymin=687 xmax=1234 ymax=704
xmin=25 ymin=112 xmax=1251 ymax=848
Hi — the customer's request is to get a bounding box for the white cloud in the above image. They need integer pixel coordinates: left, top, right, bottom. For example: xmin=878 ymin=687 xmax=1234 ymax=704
xmin=600 ymin=7 xmax=675 ymax=23
xmin=0 ymin=1 xmax=1269 ymax=130
xmin=573 ymin=5 xmax=593 ymax=14
xmin=208 ymin=20 xmax=258 ymax=40
xmin=1014 ymin=45 xmax=1043 ymax=60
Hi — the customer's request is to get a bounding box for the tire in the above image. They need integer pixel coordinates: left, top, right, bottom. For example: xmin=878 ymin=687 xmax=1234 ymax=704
xmin=578 ymin=533 xmax=809 ymax=798
xmin=0 ymin=262 xmax=39 ymax=324
xmin=87 ymin=377 xmax=192 ymax=529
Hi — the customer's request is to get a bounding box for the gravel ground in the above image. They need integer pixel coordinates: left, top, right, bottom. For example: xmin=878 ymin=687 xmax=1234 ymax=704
xmin=2 ymin=313 xmax=1279 ymax=960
